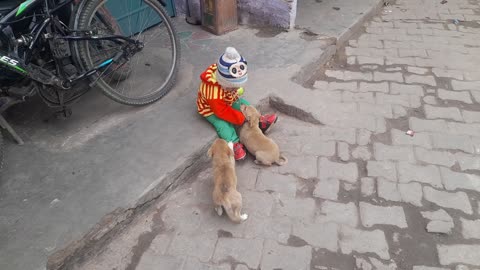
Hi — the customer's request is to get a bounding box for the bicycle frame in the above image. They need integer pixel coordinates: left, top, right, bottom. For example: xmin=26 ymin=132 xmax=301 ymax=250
xmin=0 ymin=0 xmax=142 ymax=89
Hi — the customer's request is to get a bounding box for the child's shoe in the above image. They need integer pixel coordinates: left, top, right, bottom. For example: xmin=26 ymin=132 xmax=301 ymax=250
xmin=233 ymin=142 xmax=247 ymax=161
xmin=259 ymin=114 xmax=278 ymax=134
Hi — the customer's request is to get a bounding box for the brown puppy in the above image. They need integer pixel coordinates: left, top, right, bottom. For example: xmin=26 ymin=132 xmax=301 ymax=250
xmin=239 ymin=105 xmax=288 ymax=166
xmin=208 ymin=139 xmax=248 ymax=223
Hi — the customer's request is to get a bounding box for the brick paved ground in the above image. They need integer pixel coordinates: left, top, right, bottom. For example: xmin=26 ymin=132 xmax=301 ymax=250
xmin=73 ymin=0 xmax=480 ymax=269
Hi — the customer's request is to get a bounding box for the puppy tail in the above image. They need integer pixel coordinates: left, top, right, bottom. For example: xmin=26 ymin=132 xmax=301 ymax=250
xmin=223 ymin=200 xmax=243 ymax=224
xmin=275 ymin=154 xmax=288 ymax=166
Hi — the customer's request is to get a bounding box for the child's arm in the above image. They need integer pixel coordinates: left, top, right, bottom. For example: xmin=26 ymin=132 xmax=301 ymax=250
xmin=208 ymin=99 xmax=245 ymax=126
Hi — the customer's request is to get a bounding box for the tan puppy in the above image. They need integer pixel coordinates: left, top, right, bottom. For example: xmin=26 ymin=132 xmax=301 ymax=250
xmin=207 ymin=139 xmax=248 ymax=223
xmin=239 ymin=104 xmax=288 ymax=166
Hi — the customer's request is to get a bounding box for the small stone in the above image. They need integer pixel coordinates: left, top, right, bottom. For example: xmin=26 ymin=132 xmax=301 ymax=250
xmin=423 ymin=186 xmax=473 ymax=215
xmin=317 ymin=201 xmax=358 ymax=227
xmin=357 ymin=129 xmax=372 ymax=145
xmin=361 ymin=177 xmax=375 ymax=197
xmin=352 ymin=146 xmax=372 ymax=160
xmin=461 ymin=218 xmax=480 ymax=239
xmin=318 ymin=158 xmax=358 ymax=183
xmin=423 ymin=96 xmax=437 ymax=105
xmin=338 ymin=142 xmax=350 ymax=161
xmin=360 ymin=202 xmax=408 ymax=228
xmin=313 ymin=178 xmax=340 ymax=201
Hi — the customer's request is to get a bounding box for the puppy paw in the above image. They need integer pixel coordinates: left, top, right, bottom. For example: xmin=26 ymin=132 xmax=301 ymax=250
xmin=215 ymin=206 xmax=223 ymax=216
xmin=240 ymin=213 xmax=249 ymax=221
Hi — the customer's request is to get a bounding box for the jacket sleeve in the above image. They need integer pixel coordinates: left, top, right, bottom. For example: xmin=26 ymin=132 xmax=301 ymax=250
xmin=208 ymin=99 xmax=245 ymax=125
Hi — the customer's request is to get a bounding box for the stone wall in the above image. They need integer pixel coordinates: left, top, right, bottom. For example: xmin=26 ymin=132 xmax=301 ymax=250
xmin=174 ymin=0 xmax=297 ymax=29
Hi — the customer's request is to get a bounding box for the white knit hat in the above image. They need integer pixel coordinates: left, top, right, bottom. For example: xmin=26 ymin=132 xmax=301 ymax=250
xmin=215 ymin=47 xmax=248 ymax=88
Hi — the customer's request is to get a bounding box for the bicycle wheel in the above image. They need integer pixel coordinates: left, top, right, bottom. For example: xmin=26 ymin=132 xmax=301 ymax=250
xmin=74 ymin=0 xmax=180 ymax=106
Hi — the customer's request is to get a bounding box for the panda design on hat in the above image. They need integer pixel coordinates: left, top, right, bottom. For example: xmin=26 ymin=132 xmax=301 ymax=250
xmin=215 ymin=47 xmax=248 ymax=88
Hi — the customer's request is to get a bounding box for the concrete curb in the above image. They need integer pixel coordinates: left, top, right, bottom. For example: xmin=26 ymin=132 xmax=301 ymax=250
xmin=47 ymin=139 xmax=215 ymax=270
xmin=46 ymin=2 xmax=385 ymax=269
xmin=293 ymin=0 xmax=385 ymax=85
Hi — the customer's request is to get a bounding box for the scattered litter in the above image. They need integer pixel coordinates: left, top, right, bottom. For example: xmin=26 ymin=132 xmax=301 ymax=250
xmin=332 ymin=7 xmax=340 ymax=10
xmin=383 ymin=9 xmax=393 ymax=13
xmin=440 ymin=0 xmax=447 ymax=4
xmin=50 ymin=198 xmax=61 ymax=207
xmin=453 ymin=19 xmax=460 ymax=24
xmin=406 ymin=130 xmax=415 ymax=137
xmin=23 ymin=199 xmax=28 ymax=202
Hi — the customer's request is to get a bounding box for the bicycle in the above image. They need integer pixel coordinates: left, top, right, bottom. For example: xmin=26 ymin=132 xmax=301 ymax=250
xmin=0 ymin=0 xmax=180 ymax=169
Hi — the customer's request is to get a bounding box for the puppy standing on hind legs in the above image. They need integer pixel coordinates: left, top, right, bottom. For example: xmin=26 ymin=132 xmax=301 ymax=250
xmin=208 ymin=139 xmax=248 ymax=223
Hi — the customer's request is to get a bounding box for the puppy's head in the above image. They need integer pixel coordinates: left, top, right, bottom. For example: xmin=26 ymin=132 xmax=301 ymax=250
xmin=208 ymin=139 xmax=234 ymax=159
xmin=241 ymin=105 xmax=261 ymax=128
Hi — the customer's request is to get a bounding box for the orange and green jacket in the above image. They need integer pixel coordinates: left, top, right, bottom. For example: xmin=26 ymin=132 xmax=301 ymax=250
xmin=196 ymin=64 xmax=245 ymax=125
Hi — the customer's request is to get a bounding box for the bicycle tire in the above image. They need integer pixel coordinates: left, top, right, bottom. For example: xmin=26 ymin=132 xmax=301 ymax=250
xmin=74 ymin=0 xmax=180 ymax=106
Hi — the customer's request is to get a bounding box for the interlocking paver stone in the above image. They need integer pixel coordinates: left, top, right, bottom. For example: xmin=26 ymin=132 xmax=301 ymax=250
xmin=438 ymin=89 xmax=473 ymax=104
xmin=374 ymin=143 xmax=415 ymax=162
xmin=437 ymin=244 xmax=480 ymax=266
xmin=390 ymin=83 xmax=424 ymax=95
xmin=409 ymin=117 xmax=447 ymax=132
xmin=431 ymin=133 xmax=474 ymax=153
xmin=405 ymin=74 xmax=436 ymax=86
xmin=168 ymin=233 xmax=217 ymax=262
xmin=273 ymin=197 xmax=316 ymax=219
xmin=359 ymin=202 xmax=408 ymax=228
xmin=424 ymin=186 xmax=473 ymax=214
xmin=256 ymin=171 xmax=297 ymax=197
xmin=461 ymin=218 xmax=480 ymax=239
xmin=338 ymin=142 xmax=350 ymax=161
xmin=278 ymin=155 xmax=317 ymax=179
xmin=361 ymin=177 xmax=375 ymax=197
xmin=357 ymin=129 xmax=372 ymax=145
xmin=462 ymin=110 xmax=480 ymax=124
xmin=313 ymin=178 xmax=340 ymax=201
xmin=292 ymin=221 xmax=338 ymax=251
xmin=367 ymin=161 xmax=397 ymax=181
xmin=339 ymin=226 xmax=390 ymax=260
xmin=374 ymin=72 xmax=404 ymax=83
xmin=213 ymin=238 xmax=263 ymax=269
xmin=398 ymin=162 xmax=442 ymax=187
xmin=352 ymin=146 xmax=372 ymax=160
xmin=455 ymin=152 xmax=480 ymax=171
xmin=318 ymin=158 xmax=358 ymax=183
xmin=359 ymin=82 xmax=389 ymax=93
xmin=440 ymin=167 xmax=480 ymax=193
xmin=261 ymin=240 xmax=312 ymax=270
xmin=415 ymin=147 xmax=455 ymax=167
xmin=317 ymin=201 xmax=358 ymax=227
xmin=425 ymin=105 xmax=463 ymax=121
xmin=421 ymin=209 xmax=454 ymax=234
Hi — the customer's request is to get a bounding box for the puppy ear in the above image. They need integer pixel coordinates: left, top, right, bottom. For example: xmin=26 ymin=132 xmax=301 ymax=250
xmin=207 ymin=146 xmax=213 ymax=158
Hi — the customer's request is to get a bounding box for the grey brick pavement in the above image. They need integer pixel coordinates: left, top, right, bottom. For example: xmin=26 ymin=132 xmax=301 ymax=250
xmin=72 ymin=0 xmax=480 ymax=269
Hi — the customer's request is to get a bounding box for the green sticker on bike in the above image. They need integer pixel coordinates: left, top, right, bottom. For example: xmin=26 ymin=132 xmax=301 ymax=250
xmin=16 ymin=0 xmax=34 ymax=17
